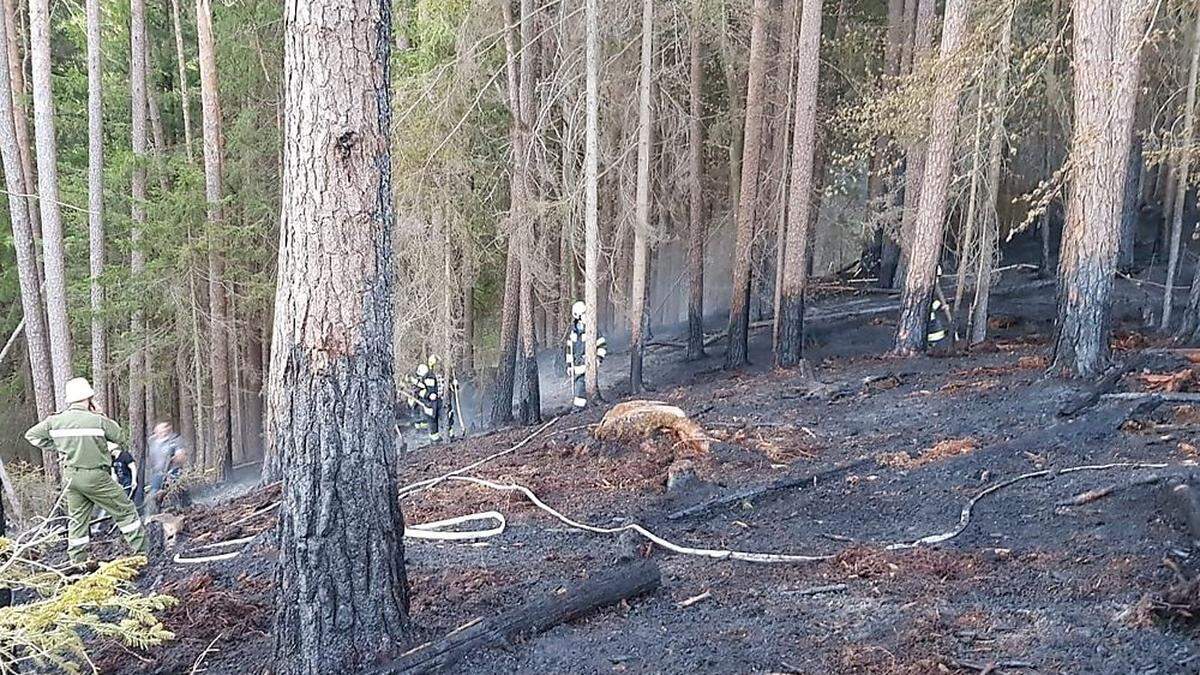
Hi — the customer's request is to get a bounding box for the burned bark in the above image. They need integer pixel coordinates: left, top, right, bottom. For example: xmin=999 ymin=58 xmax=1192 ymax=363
xmin=686 ymin=0 xmax=706 ymax=362
xmin=270 ymin=0 xmax=412 ymax=671
xmin=775 ymin=0 xmax=823 ymax=368
xmin=489 ymin=242 xmax=519 ymax=426
xmin=1051 ymin=0 xmax=1153 ymax=377
xmin=375 ymin=560 xmax=660 ymax=674
xmin=629 ymin=0 xmax=653 ymax=392
xmin=725 ymin=0 xmax=770 ymax=369
xmin=894 ymin=0 xmax=970 ymax=355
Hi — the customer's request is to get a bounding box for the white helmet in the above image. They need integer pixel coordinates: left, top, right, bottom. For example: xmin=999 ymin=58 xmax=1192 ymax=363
xmin=571 ymin=301 xmax=587 ymax=320
xmin=64 ymin=377 xmax=95 ymax=404
xmin=416 ymin=363 xmax=430 ymax=377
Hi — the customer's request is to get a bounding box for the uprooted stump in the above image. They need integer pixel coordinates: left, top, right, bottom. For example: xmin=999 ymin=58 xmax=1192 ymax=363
xmin=1134 ymin=574 xmax=1200 ymax=630
xmin=375 ymin=559 xmax=661 ymax=674
xmin=594 ymin=400 xmax=710 ymax=456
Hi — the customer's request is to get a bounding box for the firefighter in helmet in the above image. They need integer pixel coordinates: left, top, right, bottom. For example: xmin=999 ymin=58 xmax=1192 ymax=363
xmin=565 ymin=301 xmax=607 ymax=408
xmin=409 ymin=355 xmax=444 ymax=442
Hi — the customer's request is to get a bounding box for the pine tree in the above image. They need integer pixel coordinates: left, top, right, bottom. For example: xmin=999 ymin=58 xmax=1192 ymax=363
xmin=269 ymin=0 xmax=411 ymax=670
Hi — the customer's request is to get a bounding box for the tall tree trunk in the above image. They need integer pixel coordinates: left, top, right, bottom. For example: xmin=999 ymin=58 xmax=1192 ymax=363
xmin=198 ymin=0 xmax=232 ymax=479
xmin=954 ymin=90 xmax=987 ymax=320
xmin=244 ymin=329 xmax=264 ymax=458
xmin=3 ymin=0 xmax=38 ymax=242
xmin=968 ymin=9 xmax=1013 ymax=344
xmin=270 ymin=0 xmax=411 ymax=670
xmin=1038 ymin=0 xmax=1066 ymax=278
xmin=516 ymin=0 xmax=541 ymax=425
xmin=583 ymin=0 xmax=601 ymax=399
xmin=724 ymin=0 xmax=769 ymax=369
xmin=170 ymin=0 xmax=194 ymax=161
xmin=461 ymin=262 xmax=475 ymax=374
xmin=1051 ymin=0 xmax=1153 ymax=377
xmin=629 ymin=0 xmax=653 ymax=392
xmin=686 ymin=0 xmax=706 ymax=362
xmin=489 ymin=242 xmax=519 ymax=426
xmin=893 ymin=0 xmax=971 ymax=355
xmin=775 ymin=0 xmax=822 ymax=368
xmin=895 ymin=0 xmax=936 ymax=287
xmin=491 ymin=0 xmax=523 ymax=427
xmin=517 ymin=259 xmax=541 ymax=425
xmin=771 ymin=0 xmax=799 ymax=326
xmin=874 ymin=0 xmax=906 ymax=288
xmin=129 ymin=0 xmax=149 ymax=479
xmin=0 ymin=0 xmax=53 ymax=476
xmin=719 ymin=0 xmax=744 ymax=221
xmin=28 ymin=0 xmax=73 ymax=404
xmin=86 ymin=0 xmax=106 ymax=413
xmin=1119 ymin=136 xmax=1142 ymax=274
xmin=176 ymin=316 xmax=196 ymax=451
xmin=1164 ymin=8 xmax=1200 ymax=331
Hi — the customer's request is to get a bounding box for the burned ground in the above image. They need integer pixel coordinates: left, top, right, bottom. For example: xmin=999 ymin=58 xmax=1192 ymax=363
xmin=91 ymin=272 xmax=1200 ymax=674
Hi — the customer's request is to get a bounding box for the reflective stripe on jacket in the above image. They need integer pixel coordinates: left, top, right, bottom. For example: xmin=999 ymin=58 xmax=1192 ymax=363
xmin=25 ymin=405 xmax=128 ymax=470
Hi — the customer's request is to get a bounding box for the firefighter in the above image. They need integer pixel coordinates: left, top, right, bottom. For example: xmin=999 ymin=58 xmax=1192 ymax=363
xmin=928 ymin=298 xmax=948 ymax=346
xmin=109 ymin=442 xmax=137 ymax=501
xmin=927 ymin=265 xmax=952 ymax=349
xmin=565 ymin=301 xmax=607 ymax=408
xmin=25 ymin=377 xmax=146 ymax=564
xmin=409 ymin=355 xmax=444 ymax=442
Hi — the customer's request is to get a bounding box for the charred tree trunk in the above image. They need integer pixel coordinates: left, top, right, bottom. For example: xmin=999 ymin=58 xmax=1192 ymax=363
xmin=774 ymin=0 xmax=822 ymax=368
xmin=518 ymin=259 xmax=541 ymax=425
xmin=874 ymin=0 xmax=906 ymax=288
xmin=28 ymin=0 xmax=73 ymax=403
xmin=724 ymin=0 xmax=769 ymax=369
xmin=893 ymin=0 xmax=970 ymax=355
xmin=461 ymin=260 xmax=475 ymax=374
xmin=1051 ymin=0 xmax=1152 ymax=377
xmin=895 ymin=0 xmax=936 ymax=286
xmin=629 ymin=0 xmax=653 ymax=392
xmin=269 ymin=0 xmax=412 ymax=671
xmin=490 ymin=242 xmax=519 ymax=426
xmin=686 ymin=0 xmax=706 ymax=362
xmin=968 ymin=9 xmax=1012 ymax=345
xmin=198 ymin=0 xmax=232 ymax=479
xmin=516 ymin=0 xmax=541 ymax=425
xmin=380 ymin=560 xmax=660 ymax=674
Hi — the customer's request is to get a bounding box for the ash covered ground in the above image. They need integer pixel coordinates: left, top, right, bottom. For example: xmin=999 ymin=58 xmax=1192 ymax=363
xmin=91 ymin=269 xmax=1200 ymax=674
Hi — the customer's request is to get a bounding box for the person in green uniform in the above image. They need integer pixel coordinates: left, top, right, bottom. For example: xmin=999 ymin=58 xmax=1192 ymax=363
xmin=25 ymin=377 xmax=147 ymax=564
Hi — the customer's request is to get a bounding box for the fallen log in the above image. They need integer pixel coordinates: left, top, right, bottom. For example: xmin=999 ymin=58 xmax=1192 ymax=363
xmin=665 ymin=457 xmax=871 ymax=521
xmin=374 ymin=560 xmax=661 ymax=674
xmin=1060 ymin=349 xmax=1196 ymax=416
xmin=1059 ymin=353 xmax=1151 ymax=417
xmin=1103 ymin=392 xmax=1200 ymax=403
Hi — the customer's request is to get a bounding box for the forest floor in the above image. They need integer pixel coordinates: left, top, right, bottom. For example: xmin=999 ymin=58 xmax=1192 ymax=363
xmin=90 ymin=266 xmax=1200 ymax=674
